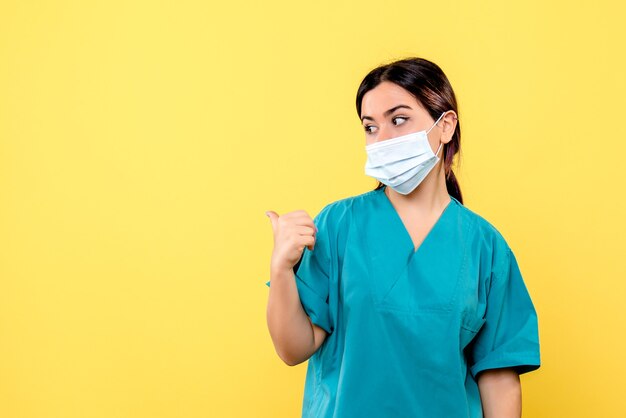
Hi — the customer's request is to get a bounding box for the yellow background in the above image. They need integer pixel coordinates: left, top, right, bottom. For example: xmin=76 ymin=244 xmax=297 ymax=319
xmin=1 ymin=1 xmax=625 ymax=417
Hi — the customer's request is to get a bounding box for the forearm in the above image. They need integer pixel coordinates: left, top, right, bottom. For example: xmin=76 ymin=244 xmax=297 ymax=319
xmin=477 ymin=368 xmax=522 ymax=418
xmin=266 ymin=264 xmax=316 ymax=366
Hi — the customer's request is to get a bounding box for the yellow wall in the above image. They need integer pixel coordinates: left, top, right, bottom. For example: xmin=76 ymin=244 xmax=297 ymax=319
xmin=1 ymin=1 xmax=624 ymax=417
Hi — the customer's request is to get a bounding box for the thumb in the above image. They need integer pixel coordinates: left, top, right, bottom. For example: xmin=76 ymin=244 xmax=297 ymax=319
xmin=265 ymin=210 xmax=279 ymax=233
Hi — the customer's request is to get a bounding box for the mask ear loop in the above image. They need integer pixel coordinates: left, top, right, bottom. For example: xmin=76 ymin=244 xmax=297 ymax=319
xmin=435 ymin=141 xmax=444 ymax=157
xmin=427 ymin=111 xmax=448 ymax=157
xmin=426 ymin=111 xmax=447 ymax=134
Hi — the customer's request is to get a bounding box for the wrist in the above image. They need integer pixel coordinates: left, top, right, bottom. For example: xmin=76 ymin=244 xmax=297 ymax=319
xmin=270 ymin=258 xmax=294 ymax=278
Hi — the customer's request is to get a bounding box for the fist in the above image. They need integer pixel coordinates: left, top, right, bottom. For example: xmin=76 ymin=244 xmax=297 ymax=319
xmin=266 ymin=209 xmax=318 ymax=272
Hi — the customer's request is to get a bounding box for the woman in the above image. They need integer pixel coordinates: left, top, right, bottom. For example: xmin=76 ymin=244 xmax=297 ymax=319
xmin=265 ymin=57 xmax=541 ymax=418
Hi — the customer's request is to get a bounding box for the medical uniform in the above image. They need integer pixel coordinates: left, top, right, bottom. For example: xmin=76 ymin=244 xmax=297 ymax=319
xmin=266 ymin=185 xmax=541 ymax=418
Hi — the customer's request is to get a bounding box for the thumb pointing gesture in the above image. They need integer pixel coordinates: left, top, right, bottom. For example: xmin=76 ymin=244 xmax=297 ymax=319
xmin=266 ymin=210 xmax=279 ymax=235
xmin=265 ymin=209 xmax=317 ymax=271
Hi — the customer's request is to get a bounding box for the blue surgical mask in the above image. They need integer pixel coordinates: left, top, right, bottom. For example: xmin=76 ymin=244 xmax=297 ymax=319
xmin=364 ymin=112 xmax=446 ymax=195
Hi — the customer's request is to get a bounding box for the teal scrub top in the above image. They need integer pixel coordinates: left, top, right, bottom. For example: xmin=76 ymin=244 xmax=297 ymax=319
xmin=266 ymin=185 xmax=541 ymax=418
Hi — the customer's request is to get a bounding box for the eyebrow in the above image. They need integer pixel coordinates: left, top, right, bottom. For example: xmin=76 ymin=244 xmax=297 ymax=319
xmin=361 ymin=105 xmax=413 ymax=123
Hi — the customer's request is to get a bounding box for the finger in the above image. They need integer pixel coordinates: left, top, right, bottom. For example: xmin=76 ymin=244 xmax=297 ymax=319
xmin=266 ymin=210 xmax=279 ymax=233
xmin=280 ymin=211 xmax=317 ymax=232
xmin=282 ymin=210 xmax=312 ymax=222
xmin=300 ymin=235 xmax=315 ymax=251
xmin=294 ymin=225 xmax=316 ymax=237
xmin=290 ymin=214 xmax=317 ymax=230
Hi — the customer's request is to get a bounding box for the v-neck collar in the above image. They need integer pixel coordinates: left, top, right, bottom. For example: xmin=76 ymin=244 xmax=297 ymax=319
xmin=355 ymin=185 xmax=463 ymax=310
xmin=377 ymin=185 xmax=457 ymax=258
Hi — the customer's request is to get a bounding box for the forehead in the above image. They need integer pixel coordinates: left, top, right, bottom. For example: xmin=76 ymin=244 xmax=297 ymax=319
xmin=361 ymin=81 xmax=425 ymax=115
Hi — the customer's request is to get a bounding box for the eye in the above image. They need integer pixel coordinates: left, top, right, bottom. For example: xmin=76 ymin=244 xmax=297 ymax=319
xmin=363 ymin=116 xmax=409 ymax=134
xmin=393 ymin=116 xmax=408 ymax=125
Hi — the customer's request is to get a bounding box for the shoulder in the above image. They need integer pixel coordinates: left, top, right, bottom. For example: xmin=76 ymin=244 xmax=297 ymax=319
xmin=312 ymin=188 xmax=381 ymax=231
xmin=454 ymin=199 xmax=513 ymax=266
xmin=315 ymin=188 xmax=378 ymax=219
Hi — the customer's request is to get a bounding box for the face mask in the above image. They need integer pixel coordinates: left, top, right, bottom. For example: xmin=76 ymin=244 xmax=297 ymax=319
xmin=364 ymin=112 xmax=447 ymax=195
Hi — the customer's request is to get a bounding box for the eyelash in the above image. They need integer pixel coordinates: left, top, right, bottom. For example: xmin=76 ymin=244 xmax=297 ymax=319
xmin=364 ymin=116 xmax=409 ymax=134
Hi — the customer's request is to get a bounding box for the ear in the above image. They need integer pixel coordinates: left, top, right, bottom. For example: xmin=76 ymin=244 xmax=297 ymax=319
xmin=440 ymin=111 xmax=458 ymax=144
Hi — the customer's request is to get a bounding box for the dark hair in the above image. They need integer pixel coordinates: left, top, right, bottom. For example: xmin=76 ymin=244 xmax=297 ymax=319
xmin=356 ymin=57 xmax=463 ymax=204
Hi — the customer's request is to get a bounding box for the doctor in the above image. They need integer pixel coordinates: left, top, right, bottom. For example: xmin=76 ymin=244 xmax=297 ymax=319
xmin=265 ymin=57 xmax=540 ymax=418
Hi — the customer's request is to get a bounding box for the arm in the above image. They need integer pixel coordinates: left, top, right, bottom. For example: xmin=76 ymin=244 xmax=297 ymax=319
xmin=469 ymin=245 xmax=541 ymax=416
xmin=266 ymin=263 xmax=328 ymax=366
xmin=477 ymin=368 xmax=522 ymax=418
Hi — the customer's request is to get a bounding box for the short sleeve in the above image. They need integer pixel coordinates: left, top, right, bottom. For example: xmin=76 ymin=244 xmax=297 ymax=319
xmin=265 ymin=205 xmax=336 ymax=335
xmin=468 ymin=246 xmax=541 ymax=379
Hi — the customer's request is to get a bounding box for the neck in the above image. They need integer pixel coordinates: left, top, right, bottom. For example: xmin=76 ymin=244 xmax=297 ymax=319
xmin=384 ymin=163 xmax=450 ymax=213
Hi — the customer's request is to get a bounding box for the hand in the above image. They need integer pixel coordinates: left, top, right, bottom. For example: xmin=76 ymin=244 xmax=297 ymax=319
xmin=266 ymin=210 xmax=318 ymax=272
